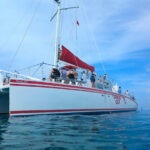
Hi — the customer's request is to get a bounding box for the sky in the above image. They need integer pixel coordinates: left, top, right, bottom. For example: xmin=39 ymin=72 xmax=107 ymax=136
xmin=0 ymin=0 xmax=149 ymax=109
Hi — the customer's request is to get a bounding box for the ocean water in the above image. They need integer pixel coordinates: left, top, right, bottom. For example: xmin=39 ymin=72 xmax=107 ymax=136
xmin=0 ymin=111 xmax=150 ymax=150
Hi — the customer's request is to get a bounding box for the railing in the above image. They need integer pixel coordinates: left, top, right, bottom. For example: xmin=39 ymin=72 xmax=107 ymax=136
xmin=0 ymin=69 xmax=41 ymax=88
xmin=0 ymin=69 xmax=135 ymax=100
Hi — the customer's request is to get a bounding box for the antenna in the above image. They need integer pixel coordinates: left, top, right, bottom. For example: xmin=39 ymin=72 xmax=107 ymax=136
xmin=51 ymin=1 xmax=79 ymax=68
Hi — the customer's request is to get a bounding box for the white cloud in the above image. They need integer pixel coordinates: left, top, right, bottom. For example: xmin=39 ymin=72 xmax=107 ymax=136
xmin=74 ymin=0 xmax=150 ymax=63
xmin=1 ymin=0 xmax=150 ymax=65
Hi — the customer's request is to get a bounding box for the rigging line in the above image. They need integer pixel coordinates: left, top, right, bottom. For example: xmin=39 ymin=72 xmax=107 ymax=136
xmin=79 ymin=0 xmax=106 ymax=74
xmin=59 ymin=5 xmax=64 ymax=45
xmin=17 ymin=63 xmax=43 ymax=72
xmin=59 ymin=4 xmax=78 ymax=67
xmin=8 ymin=0 xmax=42 ymax=71
xmin=0 ymin=1 xmax=34 ymax=52
xmin=75 ymin=4 xmax=79 ymax=41
xmin=61 ymin=7 xmax=74 ymax=46
xmin=31 ymin=65 xmax=41 ymax=76
xmin=67 ymin=5 xmax=80 ymax=68
xmin=41 ymin=63 xmax=44 ymax=78
xmin=74 ymin=4 xmax=80 ymax=57
xmin=48 ymin=0 xmax=55 ymax=64
xmin=17 ymin=62 xmax=54 ymax=72
xmin=17 ymin=62 xmax=53 ymax=72
xmin=43 ymin=62 xmax=54 ymax=66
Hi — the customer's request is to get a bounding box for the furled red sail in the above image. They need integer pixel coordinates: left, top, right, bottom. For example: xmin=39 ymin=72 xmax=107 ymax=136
xmin=59 ymin=45 xmax=94 ymax=72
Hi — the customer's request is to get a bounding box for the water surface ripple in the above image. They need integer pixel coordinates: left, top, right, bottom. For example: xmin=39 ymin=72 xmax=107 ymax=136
xmin=0 ymin=111 xmax=150 ymax=149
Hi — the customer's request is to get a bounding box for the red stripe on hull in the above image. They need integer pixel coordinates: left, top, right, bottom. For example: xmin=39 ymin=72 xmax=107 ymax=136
xmin=10 ymin=79 xmax=137 ymax=105
xmin=10 ymin=108 xmax=137 ymax=115
xmin=10 ymin=79 xmax=123 ymax=96
xmin=10 ymin=79 xmax=138 ymax=108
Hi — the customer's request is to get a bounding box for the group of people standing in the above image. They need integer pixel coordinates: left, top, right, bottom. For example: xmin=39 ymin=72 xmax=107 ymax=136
xmin=50 ymin=66 xmax=91 ymax=85
xmin=50 ymin=67 xmax=129 ymax=95
xmin=90 ymin=73 xmax=109 ymax=89
xmin=49 ymin=67 xmax=110 ymax=88
xmin=50 ymin=67 xmax=78 ymax=84
xmin=49 ymin=67 xmax=130 ymax=96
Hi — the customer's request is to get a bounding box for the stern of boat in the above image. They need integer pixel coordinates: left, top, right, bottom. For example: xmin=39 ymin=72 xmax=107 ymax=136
xmin=0 ymin=87 xmax=9 ymax=114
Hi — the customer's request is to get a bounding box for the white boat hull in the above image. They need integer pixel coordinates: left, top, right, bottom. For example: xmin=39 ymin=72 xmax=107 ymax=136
xmin=0 ymin=79 xmax=138 ymax=116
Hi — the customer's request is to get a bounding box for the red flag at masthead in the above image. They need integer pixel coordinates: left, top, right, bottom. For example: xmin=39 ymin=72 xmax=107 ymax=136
xmin=76 ymin=20 xmax=79 ymax=26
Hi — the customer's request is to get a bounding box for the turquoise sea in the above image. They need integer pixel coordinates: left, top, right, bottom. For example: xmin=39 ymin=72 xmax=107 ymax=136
xmin=0 ymin=111 xmax=150 ymax=150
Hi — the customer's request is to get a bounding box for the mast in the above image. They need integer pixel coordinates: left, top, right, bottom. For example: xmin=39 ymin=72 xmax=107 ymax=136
xmin=51 ymin=0 xmax=79 ymax=67
xmin=54 ymin=0 xmax=61 ymax=67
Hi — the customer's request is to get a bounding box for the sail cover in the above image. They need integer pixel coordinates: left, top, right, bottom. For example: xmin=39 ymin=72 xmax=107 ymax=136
xmin=59 ymin=45 xmax=94 ymax=72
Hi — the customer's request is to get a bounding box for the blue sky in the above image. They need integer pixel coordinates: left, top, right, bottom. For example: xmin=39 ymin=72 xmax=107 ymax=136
xmin=0 ymin=0 xmax=149 ymax=109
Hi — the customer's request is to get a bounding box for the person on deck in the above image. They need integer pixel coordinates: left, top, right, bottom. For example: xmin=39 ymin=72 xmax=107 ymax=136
xmin=50 ymin=67 xmax=60 ymax=81
xmin=73 ymin=69 xmax=78 ymax=80
xmin=118 ymin=86 xmax=122 ymax=94
xmin=81 ymin=71 xmax=87 ymax=83
xmin=103 ymin=74 xmax=110 ymax=89
xmin=60 ymin=67 xmax=67 ymax=80
xmin=90 ymin=72 xmax=96 ymax=88
xmin=96 ymin=75 xmax=103 ymax=89
xmin=103 ymin=74 xmax=108 ymax=81
xmin=67 ymin=69 xmax=75 ymax=84
xmin=125 ymin=90 xmax=129 ymax=95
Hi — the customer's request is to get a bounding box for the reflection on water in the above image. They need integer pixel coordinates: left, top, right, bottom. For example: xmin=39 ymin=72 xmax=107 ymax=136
xmin=0 ymin=115 xmax=9 ymax=145
xmin=0 ymin=111 xmax=150 ymax=149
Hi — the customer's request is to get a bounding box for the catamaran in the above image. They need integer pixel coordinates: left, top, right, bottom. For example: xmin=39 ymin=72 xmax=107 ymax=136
xmin=0 ymin=0 xmax=138 ymax=116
